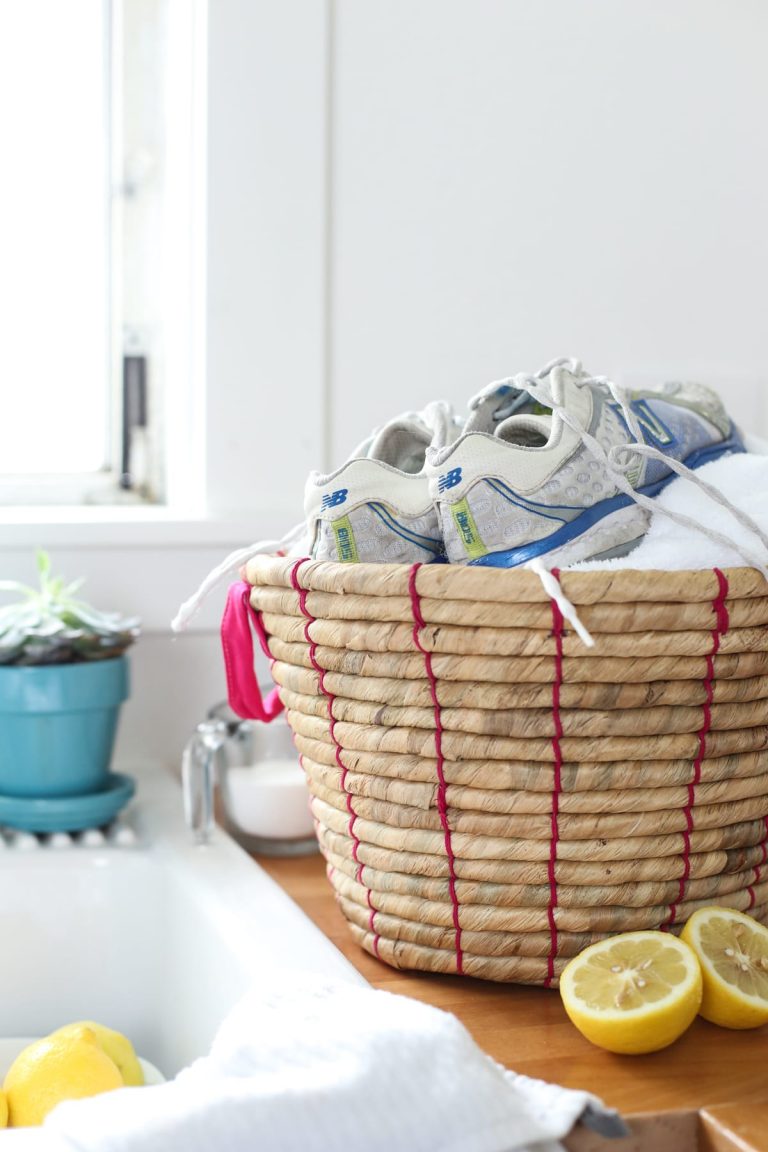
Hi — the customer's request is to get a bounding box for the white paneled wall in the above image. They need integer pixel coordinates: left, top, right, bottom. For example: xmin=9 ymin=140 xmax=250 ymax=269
xmin=205 ymin=0 xmax=328 ymax=517
xmin=329 ymin=0 xmax=768 ymax=456
xmin=3 ymin=0 xmax=767 ymax=769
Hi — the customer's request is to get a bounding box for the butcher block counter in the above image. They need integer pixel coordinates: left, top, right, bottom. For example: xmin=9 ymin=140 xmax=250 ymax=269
xmin=257 ymin=851 xmax=768 ymax=1152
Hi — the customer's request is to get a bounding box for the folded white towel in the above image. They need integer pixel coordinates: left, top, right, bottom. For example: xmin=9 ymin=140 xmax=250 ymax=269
xmin=45 ymin=973 xmax=621 ymax=1152
xmin=571 ymin=450 xmax=768 ymax=572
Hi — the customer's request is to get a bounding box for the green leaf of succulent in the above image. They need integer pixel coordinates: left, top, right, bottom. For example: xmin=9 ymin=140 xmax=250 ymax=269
xmin=0 ymin=581 xmax=37 ymax=598
xmin=0 ymin=553 xmax=140 ymax=665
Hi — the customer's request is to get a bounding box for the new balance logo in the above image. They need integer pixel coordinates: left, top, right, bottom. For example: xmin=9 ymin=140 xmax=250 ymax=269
xmin=321 ymin=488 xmax=348 ymax=509
xmin=437 ymin=467 xmax=462 ymax=492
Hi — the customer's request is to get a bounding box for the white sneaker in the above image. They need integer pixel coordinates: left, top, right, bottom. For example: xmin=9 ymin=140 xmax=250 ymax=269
xmin=305 ymin=403 xmax=459 ymax=564
xmin=426 ymin=358 xmax=745 ymax=567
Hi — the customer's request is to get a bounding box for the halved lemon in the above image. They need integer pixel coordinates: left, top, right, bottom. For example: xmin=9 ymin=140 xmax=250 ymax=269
xmin=559 ymin=930 xmax=702 ymax=1054
xmin=680 ymin=907 xmax=768 ymax=1029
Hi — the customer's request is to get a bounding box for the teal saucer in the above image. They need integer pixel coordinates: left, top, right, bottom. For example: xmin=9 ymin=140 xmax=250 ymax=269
xmin=0 ymin=773 xmax=136 ymax=833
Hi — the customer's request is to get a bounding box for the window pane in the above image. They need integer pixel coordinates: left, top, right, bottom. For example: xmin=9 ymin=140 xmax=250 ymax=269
xmin=0 ymin=1 xmax=108 ymax=473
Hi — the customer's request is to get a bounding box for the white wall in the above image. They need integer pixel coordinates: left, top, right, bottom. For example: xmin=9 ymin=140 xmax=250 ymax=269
xmin=2 ymin=0 xmax=767 ymax=771
xmin=205 ymin=0 xmax=328 ymax=516
xmin=329 ymin=0 xmax=768 ymax=452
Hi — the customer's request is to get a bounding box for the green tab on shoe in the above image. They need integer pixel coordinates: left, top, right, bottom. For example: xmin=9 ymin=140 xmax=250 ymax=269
xmin=332 ymin=516 xmax=360 ymax=563
xmin=451 ymin=498 xmax=488 ymax=560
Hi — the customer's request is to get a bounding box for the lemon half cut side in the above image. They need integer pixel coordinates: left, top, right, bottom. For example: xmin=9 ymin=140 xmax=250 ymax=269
xmin=559 ymin=930 xmax=703 ymax=1055
xmin=680 ymin=906 xmax=768 ymax=1030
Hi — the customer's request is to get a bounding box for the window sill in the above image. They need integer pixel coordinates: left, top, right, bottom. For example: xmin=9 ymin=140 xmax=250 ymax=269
xmin=0 ymin=508 xmax=299 ymax=631
xmin=0 ymin=506 xmax=294 ymax=549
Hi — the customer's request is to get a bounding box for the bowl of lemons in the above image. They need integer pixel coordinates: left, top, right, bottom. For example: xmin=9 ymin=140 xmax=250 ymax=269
xmin=0 ymin=1021 xmax=163 ymax=1129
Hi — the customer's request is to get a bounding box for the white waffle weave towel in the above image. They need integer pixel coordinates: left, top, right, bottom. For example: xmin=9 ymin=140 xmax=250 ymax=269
xmin=44 ymin=973 xmax=623 ymax=1152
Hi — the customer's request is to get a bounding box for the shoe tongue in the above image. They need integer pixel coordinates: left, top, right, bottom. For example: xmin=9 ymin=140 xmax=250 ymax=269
xmin=495 ymin=413 xmax=552 ymax=447
xmin=497 ymin=388 xmax=549 ymax=418
xmin=366 ymin=419 xmax=430 ymax=474
xmin=466 ymin=383 xmax=554 ymax=435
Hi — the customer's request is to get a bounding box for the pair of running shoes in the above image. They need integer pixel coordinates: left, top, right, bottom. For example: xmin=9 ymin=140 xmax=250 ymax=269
xmin=304 ymin=357 xmax=744 ymax=570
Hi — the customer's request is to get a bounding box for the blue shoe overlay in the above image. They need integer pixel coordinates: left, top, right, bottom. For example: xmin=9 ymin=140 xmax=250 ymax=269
xmin=368 ymin=502 xmax=444 ymax=557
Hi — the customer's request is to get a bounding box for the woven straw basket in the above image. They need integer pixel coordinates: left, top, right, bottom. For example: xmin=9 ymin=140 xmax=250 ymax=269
xmin=245 ymin=554 xmax=768 ymax=987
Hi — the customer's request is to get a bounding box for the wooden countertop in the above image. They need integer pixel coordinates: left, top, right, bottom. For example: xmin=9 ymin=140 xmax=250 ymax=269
xmin=256 ymin=850 xmax=768 ymax=1120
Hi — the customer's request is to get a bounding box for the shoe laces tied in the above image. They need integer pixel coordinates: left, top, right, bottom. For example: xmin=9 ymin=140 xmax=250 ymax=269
xmin=474 ymin=357 xmax=768 ymax=643
xmin=468 ymin=356 xmax=583 ymax=420
xmin=482 ymin=359 xmax=768 ymax=582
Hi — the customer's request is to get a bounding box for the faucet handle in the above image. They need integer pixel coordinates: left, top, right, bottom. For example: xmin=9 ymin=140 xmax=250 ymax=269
xmin=182 ymin=719 xmax=227 ymax=843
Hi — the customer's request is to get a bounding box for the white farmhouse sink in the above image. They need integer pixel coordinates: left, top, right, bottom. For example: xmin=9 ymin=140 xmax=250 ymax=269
xmin=0 ymin=763 xmax=362 ymax=1140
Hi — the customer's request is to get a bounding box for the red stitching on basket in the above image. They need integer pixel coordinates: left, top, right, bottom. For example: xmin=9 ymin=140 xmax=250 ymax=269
xmin=747 ymin=815 xmax=768 ymax=910
xmin=664 ymin=567 xmax=730 ymax=928
xmin=366 ymin=886 xmax=380 ymax=947
xmin=290 ymin=560 xmax=380 ymax=956
xmin=408 ymin=563 xmax=464 ymax=975
xmin=545 ymin=568 xmax=565 ymax=989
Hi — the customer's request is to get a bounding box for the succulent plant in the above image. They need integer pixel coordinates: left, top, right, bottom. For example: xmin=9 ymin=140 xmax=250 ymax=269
xmin=0 ymin=552 xmax=140 ymax=666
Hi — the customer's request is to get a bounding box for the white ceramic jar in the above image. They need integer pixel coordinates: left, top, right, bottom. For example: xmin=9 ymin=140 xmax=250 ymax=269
xmin=208 ymin=702 xmax=318 ymax=856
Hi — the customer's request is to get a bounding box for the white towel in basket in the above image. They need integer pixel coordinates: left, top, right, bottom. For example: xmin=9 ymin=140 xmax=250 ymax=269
xmin=571 ymin=451 xmax=768 ymax=573
xmin=45 ymin=972 xmax=624 ymax=1152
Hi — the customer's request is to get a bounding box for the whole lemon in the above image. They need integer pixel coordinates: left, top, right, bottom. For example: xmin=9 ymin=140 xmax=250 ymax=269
xmin=4 ymin=1026 xmax=123 ymax=1127
xmin=49 ymin=1022 xmax=144 ymax=1087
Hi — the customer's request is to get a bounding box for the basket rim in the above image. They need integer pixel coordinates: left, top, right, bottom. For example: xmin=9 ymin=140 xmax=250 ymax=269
xmin=245 ymin=555 xmax=768 ymax=604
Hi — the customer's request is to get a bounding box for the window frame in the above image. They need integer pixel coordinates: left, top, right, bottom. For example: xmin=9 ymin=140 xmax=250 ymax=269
xmin=0 ymin=0 xmax=207 ymax=511
xmin=0 ymin=0 xmax=330 ymax=637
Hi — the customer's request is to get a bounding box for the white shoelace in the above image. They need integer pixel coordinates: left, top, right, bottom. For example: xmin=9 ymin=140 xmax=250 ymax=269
xmin=474 ymin=357 xmax=768 ymax=583
xmin=171 ymin=402 xmax=458 ymax=632
xmin=526 ymin=556 xmax=596 ymax=648
xmin=174 ymin=363 xmax=768 ymax=635
xmin=171 ymin=522 xmax=306 ymax=632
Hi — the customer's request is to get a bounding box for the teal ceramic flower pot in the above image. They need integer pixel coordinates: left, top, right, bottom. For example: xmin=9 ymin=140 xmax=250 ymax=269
xmin=0 ymin=657 xmax=129 ymax=798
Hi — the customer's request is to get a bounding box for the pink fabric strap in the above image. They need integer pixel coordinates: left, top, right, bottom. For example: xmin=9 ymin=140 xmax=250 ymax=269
xmin=220 ymin=581 xmax=284 ymax=721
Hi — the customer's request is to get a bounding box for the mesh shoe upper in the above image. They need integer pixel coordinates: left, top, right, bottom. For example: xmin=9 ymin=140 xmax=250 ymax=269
xmin=426 ymin=361 xmax=744 ymax=568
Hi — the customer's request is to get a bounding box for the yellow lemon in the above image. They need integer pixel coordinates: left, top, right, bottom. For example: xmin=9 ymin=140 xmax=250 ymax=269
xmin=0 ymin=1090 xmax=8 ymax=1127
xmin=680 ymin=906 xmax=768 ymax=1029
xmin=50 ymin=1022 xmax=144 ymax=1087
xmin=4 ymin=1026 xmax=123 ymax=1127
xmin=559 ymin=930 xmax=702 ymax=1054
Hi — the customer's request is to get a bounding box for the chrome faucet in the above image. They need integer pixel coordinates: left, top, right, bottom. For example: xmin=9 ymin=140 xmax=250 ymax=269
xmin=181 ymin=718 xmax=228 ymax=843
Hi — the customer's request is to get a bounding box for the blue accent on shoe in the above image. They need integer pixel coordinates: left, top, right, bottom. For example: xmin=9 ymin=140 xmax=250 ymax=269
xmin=368 ymin=502 xmax=443 ymax=555
xmin=609 ymin=398 xmax=677 ymax=450
xmin=485 ymin=478 xmax=574 ymax=520
xmin=469 ymin=494 xmax=636 ymax=568
xmin=468 ymin=429 xmax=745 ymax=569
xmin=678 ymin=424 xmax=744 ymax=469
